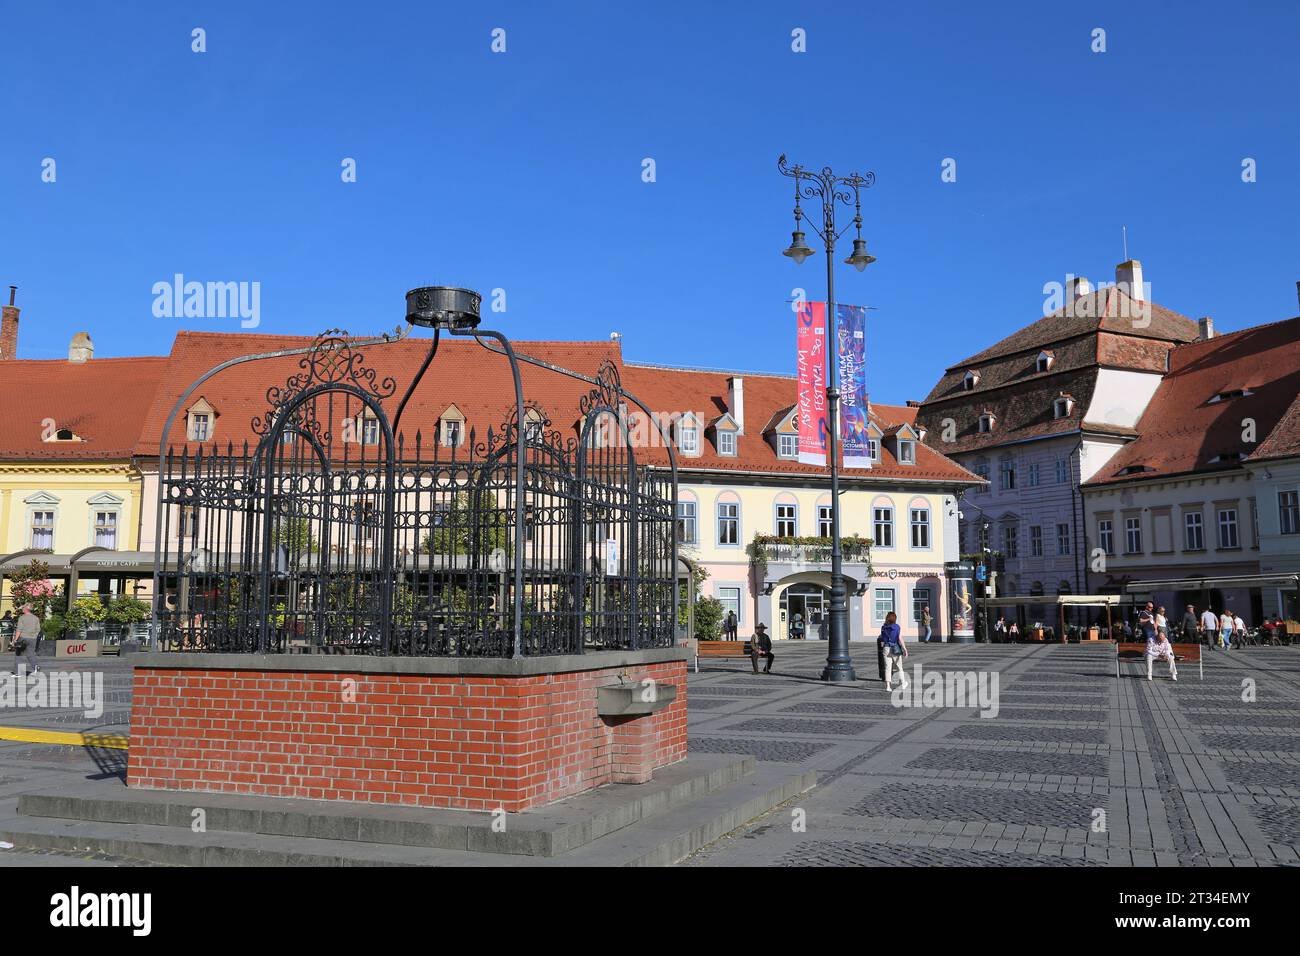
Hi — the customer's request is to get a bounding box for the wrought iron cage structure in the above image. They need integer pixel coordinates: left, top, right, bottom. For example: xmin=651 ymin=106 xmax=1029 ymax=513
xmin=151 ymin=297 xmax=678 ymax=658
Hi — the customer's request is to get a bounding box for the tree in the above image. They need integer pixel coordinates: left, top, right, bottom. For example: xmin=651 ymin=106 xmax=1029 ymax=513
xmin=423 ymin=490 xmax=510 ymax=557
xmin=273 ymin=516 xmax=317 ymax=555
xmin=65 ymin=596 xmax=107 ymax=633
xmin=693 ymin=596 xmax=725 ymax=641
xmin=10 ymin=560 xmax=60 ymax=618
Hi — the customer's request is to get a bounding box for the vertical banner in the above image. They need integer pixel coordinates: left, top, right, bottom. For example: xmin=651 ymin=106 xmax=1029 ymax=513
xmin=836 ymin=303 xmax=871 ymax=469
xmin=795 ymin=300 xmax=827 ymax=465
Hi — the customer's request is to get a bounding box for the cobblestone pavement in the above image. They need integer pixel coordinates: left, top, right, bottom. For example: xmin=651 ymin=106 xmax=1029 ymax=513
xmin=683 ymin=641 xmax=1300 ymax=867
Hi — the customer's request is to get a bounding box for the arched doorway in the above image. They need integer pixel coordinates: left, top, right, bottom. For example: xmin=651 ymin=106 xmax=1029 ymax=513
xmin=780 ymin=582 xmax=830 ymax=640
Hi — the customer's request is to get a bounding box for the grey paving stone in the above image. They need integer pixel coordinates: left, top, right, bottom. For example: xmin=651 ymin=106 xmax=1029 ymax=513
xmin=687 ymin=737 xmax=833 ymax=762
xmin=948 ymin=724 xmax=1108 ymax=745
xmin=848 ymin=782 xmax=1102 ymax=828
xmin=905 ymin=747 xmax=1107 ymax=778
xmin=718 ymin=717 xmax=872 ymax=736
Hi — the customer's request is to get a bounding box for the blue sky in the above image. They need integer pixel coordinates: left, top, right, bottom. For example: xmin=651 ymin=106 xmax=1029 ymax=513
xmin=4 ymin=1 xmax=1298 ymax=404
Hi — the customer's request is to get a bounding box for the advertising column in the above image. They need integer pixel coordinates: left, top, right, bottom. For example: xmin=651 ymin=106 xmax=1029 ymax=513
xmin=945 ymin=560 xmax=976 ymax=643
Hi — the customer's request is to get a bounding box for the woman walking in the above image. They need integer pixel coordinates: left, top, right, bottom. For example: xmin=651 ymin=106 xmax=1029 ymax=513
xmin=879 ymin=611 xmax=909 ymax=692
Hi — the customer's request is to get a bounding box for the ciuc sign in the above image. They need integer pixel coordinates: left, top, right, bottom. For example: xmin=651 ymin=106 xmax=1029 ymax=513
xmin=56 ymin=639 xmax=101 ymax=658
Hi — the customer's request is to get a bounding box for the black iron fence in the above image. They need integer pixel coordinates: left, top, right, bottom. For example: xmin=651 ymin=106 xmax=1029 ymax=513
xmin=153 ymin=328 xmax=677 ymax=657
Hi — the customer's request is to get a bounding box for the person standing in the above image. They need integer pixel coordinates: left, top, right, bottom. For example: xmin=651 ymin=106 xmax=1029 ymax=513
xmin=12 ymin=604 xmax=40 ymax=674
xmin=1180 ymin=605 xmax=1199 ymax=642
xmin=1155 ymin=606 xmax=1169 ymax=639
xmin=1220 ymin=609 xmax=1235 ymax=650
xmin=723 ymin=610 xmax=738 ymax=641
xmin=920 ymin=606 xmax=932 ymax=643
xmin=1200 ymin=606 xmax=1219 ymax=647
xmin=879 ymin=612 xmax=909 ymax=692
xmin=750 ymin=622 xmax=774 ymax=675
xmin=1233 ymin=611 xmax=1248 ymax=644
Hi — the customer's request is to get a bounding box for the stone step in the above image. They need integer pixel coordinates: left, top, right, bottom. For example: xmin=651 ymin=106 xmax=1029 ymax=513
xmin=0 ymin=765 xmax=815 ymax=867
xmin=16 ymin=754 xmax=754 ymax=858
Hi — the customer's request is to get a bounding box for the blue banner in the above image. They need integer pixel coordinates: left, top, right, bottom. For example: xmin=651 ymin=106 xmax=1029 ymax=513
xmin=836 ymin=304 xmax=870 ymax=468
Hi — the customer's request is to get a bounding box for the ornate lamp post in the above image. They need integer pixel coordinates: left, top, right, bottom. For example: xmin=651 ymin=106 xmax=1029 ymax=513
xmin=778 ymin=155 xmax=875 ymax=683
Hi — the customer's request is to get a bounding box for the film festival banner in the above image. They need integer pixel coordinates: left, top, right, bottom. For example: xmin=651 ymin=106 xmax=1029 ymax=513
xmin=836 ymin=303 xmax=871 ymax=469
xmin=795 ymin=300 xmax=826 ymax=465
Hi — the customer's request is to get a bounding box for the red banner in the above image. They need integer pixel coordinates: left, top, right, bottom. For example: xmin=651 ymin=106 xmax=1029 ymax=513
xmin=796 ymin=300 xmax=826 ymax=465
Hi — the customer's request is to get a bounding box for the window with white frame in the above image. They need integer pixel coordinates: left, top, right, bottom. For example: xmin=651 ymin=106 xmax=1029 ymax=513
xmin=717 ymin=587 xmax=741 ymax=623
xmin=778 ymin=433 xmax=797 ymax=459
xmin=1030 ymin=525 xmax=1043 ymax=557
xmin=776 ymin=503 xmax=797 ymax=537
xmin=1217 ymin=507 xmax=1239 ymax=548
xmin=442 ymin=418 xmax=462 ymax=448
xmin=361 ymin=417 xmax=380 ymax=446
xmin=1028 ymin=462 xmax=1040 ymax=487
xmin=1281 ymin=491 xmax=1300 ymax=536
xmin=1036 ymin=351 xmax=1053 ymax=373
xmin=180 ymin=506 xmax=199 ymax=544
xmin=1057 ymin=522 xmax=1072 ymax=555
xmin=1002 ymin=525 xmax=1017 ymax=558
xmin=190 ymin=413 xmax=210 ymax=442
xmin=999 ymin=458 xmax=1015 ymax=491
xmin=717 ymin=501 xmax=739 ymax=545
xmin=911 ymin=508 xmax=930 ymax=548
xmin=93 ymin=511 xmax=118 ymax=550
xmin=874 ymin=506 xmax=894 ymax=548
xmin=1184 ymin=511 xmax=1205 ymax=550
xmin=912 ymin=587 xmax=931 ymax=623
xmin=1098 ymin=518 xmax=1114 ymax=555
xmin=817 ymin=505 xmax=832 ymax=537
xmin=718 ymin=430 xmax=736 ymax=456
xmin=680 ymin=424 xmax=699 ymax=455
xmin=873 ymin=587 xmax=896 ymax=623
xmin=1124 ymin=516 xmax=1142 ymax=554
xmin=30 ymin=510 xmax=54 ymax=549
xmin=675 ymin=500 xmax=697 ymax=544
xmin=868 ymin=438 xmax=880 ymax=462
xmin=897 ymin=439 xmax=915 ymax=464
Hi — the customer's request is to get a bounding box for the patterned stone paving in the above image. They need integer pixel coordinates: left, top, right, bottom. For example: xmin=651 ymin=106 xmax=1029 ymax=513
xmin=947 ymin=724 xmax=1108 ymax=745
xmin=848 ymin=782 xmax=1102 ymax=827
xmin=687 ymin=737 xmax=834 ymax=761
xmin=682 ymin=642 xmax=1300 ymax=867
xmin=905 ymin=747 xmax=1108 ymax=778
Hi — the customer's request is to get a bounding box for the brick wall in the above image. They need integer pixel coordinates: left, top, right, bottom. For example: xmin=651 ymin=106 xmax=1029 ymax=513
xmin=127 ymin=658 xmax=687 ymax=812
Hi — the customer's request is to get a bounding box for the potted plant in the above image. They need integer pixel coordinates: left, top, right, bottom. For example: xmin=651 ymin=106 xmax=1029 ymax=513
xmin=106 ymin=595 xmax=148 ymax=647
xmin=65 ymin=596 xmax=108 ymax=637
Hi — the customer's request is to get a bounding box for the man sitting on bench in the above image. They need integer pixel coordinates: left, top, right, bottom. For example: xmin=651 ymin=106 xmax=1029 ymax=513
xmin=1140 ymin=609 xmax=1177 ymax=681
xmin=751 ymin=622 xmax=774 ymax=675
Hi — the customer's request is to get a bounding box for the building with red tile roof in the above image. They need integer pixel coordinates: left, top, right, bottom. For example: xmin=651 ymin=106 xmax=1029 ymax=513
xmin=1081 ymin=314 xmax=1300 ymax=621
xmin=915 ymin=260 xmax=1202 ymax=601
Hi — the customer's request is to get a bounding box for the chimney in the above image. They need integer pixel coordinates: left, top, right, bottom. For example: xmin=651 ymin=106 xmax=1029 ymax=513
xmin=1115 ymin=259 xmax=1145 ymax=301
xmin=1069 ymin=275 xmax=1092 ymax=299
xmin=68 ymin=331 xmax=94 ymax=363
xmin=0 ymin=286 xmax=17 ymax=361
xmin=727 ymin=376 xmax=745 ymax=434
xmin=1198 ymin=316 xmax=1215 ymax=340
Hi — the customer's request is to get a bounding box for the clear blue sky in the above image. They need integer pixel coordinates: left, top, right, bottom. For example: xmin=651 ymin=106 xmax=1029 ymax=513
xmin=4 ymin=1 xmax=1298 ymax=404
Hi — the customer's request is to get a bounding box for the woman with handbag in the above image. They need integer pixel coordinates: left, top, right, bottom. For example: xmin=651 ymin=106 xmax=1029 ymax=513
xmin=879 ymin=611 xmax=909 ymax=692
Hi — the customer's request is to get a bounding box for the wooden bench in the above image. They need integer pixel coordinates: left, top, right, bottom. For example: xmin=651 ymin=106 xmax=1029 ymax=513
xmin=693 ymin=640 xmax=754 ymax=673
xmin=1114 ymin=640 xmax=1203 ymax=680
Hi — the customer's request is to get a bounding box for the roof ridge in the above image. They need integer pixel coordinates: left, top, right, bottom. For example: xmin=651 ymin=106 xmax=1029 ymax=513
xmin=1167 ymin=314 xmax=1300 ymax=353
xmin=624 ymin=361 xmax=796 ymax=380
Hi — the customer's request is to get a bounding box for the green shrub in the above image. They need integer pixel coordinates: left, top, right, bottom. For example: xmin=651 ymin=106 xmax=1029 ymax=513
xmin=693 ymin=596 xmax=725 ymax=641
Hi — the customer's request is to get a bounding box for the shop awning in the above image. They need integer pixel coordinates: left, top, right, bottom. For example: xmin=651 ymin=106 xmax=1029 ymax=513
xmin=1125 ymin=573 xmax=1300 ymax=593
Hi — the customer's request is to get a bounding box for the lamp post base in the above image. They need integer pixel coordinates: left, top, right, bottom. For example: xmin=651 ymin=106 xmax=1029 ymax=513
xmin=821 ymin=662 xmax=858 ymax=682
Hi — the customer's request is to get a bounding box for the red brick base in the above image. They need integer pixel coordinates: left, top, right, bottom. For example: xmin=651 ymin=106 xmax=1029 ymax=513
xmin=127 ymin=655 xmax=688 ymax=812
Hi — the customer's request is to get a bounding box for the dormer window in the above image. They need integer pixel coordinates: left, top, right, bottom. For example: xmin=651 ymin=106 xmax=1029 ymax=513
xmin=185 ymin=398 xmax=218 ymax=443
xmin=443 ymin=419 xmax=462 ymax=447
xmin=1208 ymin=387 xmax=1254 ymax=404
xmin=962 ymin=370 xmax=980 ymax=391
xmin=868 ymin=438 xmax=880 ymax=462
xmin=978 ymin=412 xmax=995 ymax=433
xmin=777 ymin=433 xmax=797 ymax=459
xmin=45 ymin=428 xmax=83 ymax=442
xmin=897 ymin=439 xmax=916 ymax=464
xmin=1053 ymin=395 xmax=1074 ymax=419
xmin=1209 ymin=452 xmax=1244 ymax=464
xmin=675 ymin=413 xmax=702 ymax=457
xmin=1036 ymin=350 xmax=1054 ymax=373
xmin=1117 ymin=464 xmax=1153 ymax=476
xmin=718 ymin=430 xmax=736 ymax=456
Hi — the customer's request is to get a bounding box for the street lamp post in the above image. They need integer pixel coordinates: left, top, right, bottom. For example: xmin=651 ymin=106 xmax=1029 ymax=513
xmin=778 ymin=155 xmax=876 ymax=683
